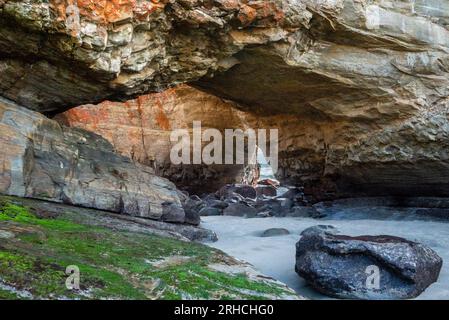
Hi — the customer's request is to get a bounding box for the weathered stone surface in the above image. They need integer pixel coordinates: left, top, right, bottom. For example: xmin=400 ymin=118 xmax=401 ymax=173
xmin=16 ymin=0 xmax=449 ymax=200
xmin=199 ymin=206 xmax=221 ymax=217
xmin=184 ymin=206 xmax=201 ymax=226
xmin=160 ymin=202 xmax=185 ymax=224
xmin=55 ymin=85 xmax=254 ymax=193
xmin=223 ymin=202 xmax=257 ymax=218
xmin=193 ymin=0 xmax=449 ymax=199
xmin=0 ymin=97 xmax=183 ymax=220
xmin=295 ymin=225 xmax=443 ymax=299
xmin=261 ymin=228 xmax=289 ymax=237
xmin=255 ymin=185 xmax=277 ymax=197
xmin=0 ymin=0 xmax=303 ymax=112
xmin=217 ymin=184 xmax=257 ymax=200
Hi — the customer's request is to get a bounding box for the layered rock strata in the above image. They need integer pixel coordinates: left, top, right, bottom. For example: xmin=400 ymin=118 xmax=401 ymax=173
xmin=0 ymin=97 xmax=184 ymax=220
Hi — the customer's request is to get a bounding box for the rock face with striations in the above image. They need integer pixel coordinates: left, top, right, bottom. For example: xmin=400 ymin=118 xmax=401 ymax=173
xmin=0 ymin=0 xmax=302 ymax=112
xmin=194 ymin=0 xmax=449 ymax=199
xmin=0 ymin=97 xmax=184 ymax=221
xmin=2 ymin=1 xmax=449 ymax=201
xmin=295 ymin=226 xmax=443 ymax=299
xmin=54 ymin=85 xmax=255 ymax=193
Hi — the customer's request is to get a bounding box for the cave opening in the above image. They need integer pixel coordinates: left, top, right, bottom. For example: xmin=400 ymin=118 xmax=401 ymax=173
xmin=256 ymin=146 xmax=276 ymax=182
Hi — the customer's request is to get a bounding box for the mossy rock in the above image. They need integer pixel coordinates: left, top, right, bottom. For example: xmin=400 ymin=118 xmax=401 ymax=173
xmin=0 ymin=196 xmax=300 ymax=300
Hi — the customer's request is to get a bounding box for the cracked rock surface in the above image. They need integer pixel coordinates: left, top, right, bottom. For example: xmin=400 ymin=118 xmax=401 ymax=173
xmin=0 ymin=0 xmax=304 ymax=112
xmin=3 ymin=1 xmax=449 ymax=200
xmin=0 ymin=96 xmax=184 ymax=220
xmin=295 ymin=225 xmax=443 ymax=299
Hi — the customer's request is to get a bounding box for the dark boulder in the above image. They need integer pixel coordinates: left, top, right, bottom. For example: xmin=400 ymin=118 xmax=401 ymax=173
xmin=199 ymin=207 xmax=222 ymax=216
xmin=261 ymin=228 xmax=290 ymax=237
xmin=201 ymin=193 xmax=219 ymax=203
xmin=224 ymin=192 xmax=245 ymax=204
xmin=256 ymin=198 xmax=282 ymax=211
xmin=279 ymin=187 xmax=303 ymax=198
xmin=184 ymin=209 xmax=201 ymax=226
xmin=286 ymin=206 xmax=324 ymax=218
xmin=208 ymin=200 xmax=228 ymax=210
xmin=223 ymin=203 xmax=257 ymax=218
xmin=278 ymin=187 xmax=307 ymax=205
xmin=280 ymin=198 xmax=294 ymax=211
xmin=256 ymin=185 xmax=277 ymax=197
xmin=295 ymin=225 xmax=443 ymax=299
xmin=183 ymin=196 xmax=205 ymax=215
xmin=258 ymin=179 xmax=280 ymax=187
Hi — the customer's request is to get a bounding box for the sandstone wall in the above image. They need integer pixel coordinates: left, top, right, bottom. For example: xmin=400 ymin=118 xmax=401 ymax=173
xmin=55 ymin=84 xmax=259 ymax=192
xmin=0 ymin=96 xmax=183 ymax=219
xmin=0 ymin=0 xmax=303 ymax=112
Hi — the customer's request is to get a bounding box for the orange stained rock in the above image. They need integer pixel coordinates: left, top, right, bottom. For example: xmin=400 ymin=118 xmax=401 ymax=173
xmin=154 ymin=97 xmax=171 ymax=131
xmin=50 ymin=0 xmax=167 ymax=24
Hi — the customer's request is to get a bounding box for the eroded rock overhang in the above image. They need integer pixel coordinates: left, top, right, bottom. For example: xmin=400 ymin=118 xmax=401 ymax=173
xmin=0 ymin=0 xmax=307 ymax=112
xmin=2 ymin=0 xmax=449 ymax=200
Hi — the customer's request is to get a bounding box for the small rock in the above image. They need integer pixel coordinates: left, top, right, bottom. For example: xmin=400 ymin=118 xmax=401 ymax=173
xmin=199 ymin=207 xmax=222 ymax=216
xmin=261 ymin=228 xmax=290 ymax=237
xmin=184 ymin=209 xmax=201 ymax=226
xmin=223 ymin=202 xmax=257 ymax=218
xmin=217 ymin=184 xmax=257 ymax=199
xmin=256 ymin=211 xmax=272 ymax=218
xmin=286 ymin=206 xmax=322 ymax=218
xmin=183 ymin=196 xmax=206 ymax=218
xmin=208 ymin=200 xmax=228 ymax=210
xmin=256 ymin=185 xmax=277 ymax=197
xmin=258 ymin=179 xmax=280 ymax=187
xmin=223 ymin=192 xmax=245 ymax=203
xmin=177 ymin=190 xmax=190 ymax=204
xmin=255 ymin=198 xmax=282 ymax=216
xmin=278 ymin=187 xmax=303 ymax=198
xmin=160 ymin=202 xmax=185 ymax=223
xmin=295 ymin=225 xmax=443 ymax=299
xmin=201 ymin=193 xmax=219 ymax=203
xmin=189 ymin=195 xmax=203 ymax=203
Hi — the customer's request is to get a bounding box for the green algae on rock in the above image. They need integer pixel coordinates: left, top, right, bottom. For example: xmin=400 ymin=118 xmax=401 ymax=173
xmin=0 ymin=196 xmax=301 ymax=300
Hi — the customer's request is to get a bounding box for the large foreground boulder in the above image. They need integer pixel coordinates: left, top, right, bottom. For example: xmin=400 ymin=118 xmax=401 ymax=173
xmin=295 ymin=226 xmax=443 ymax=299
xmin=0 ymin=97 xmax=183 ymax=221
